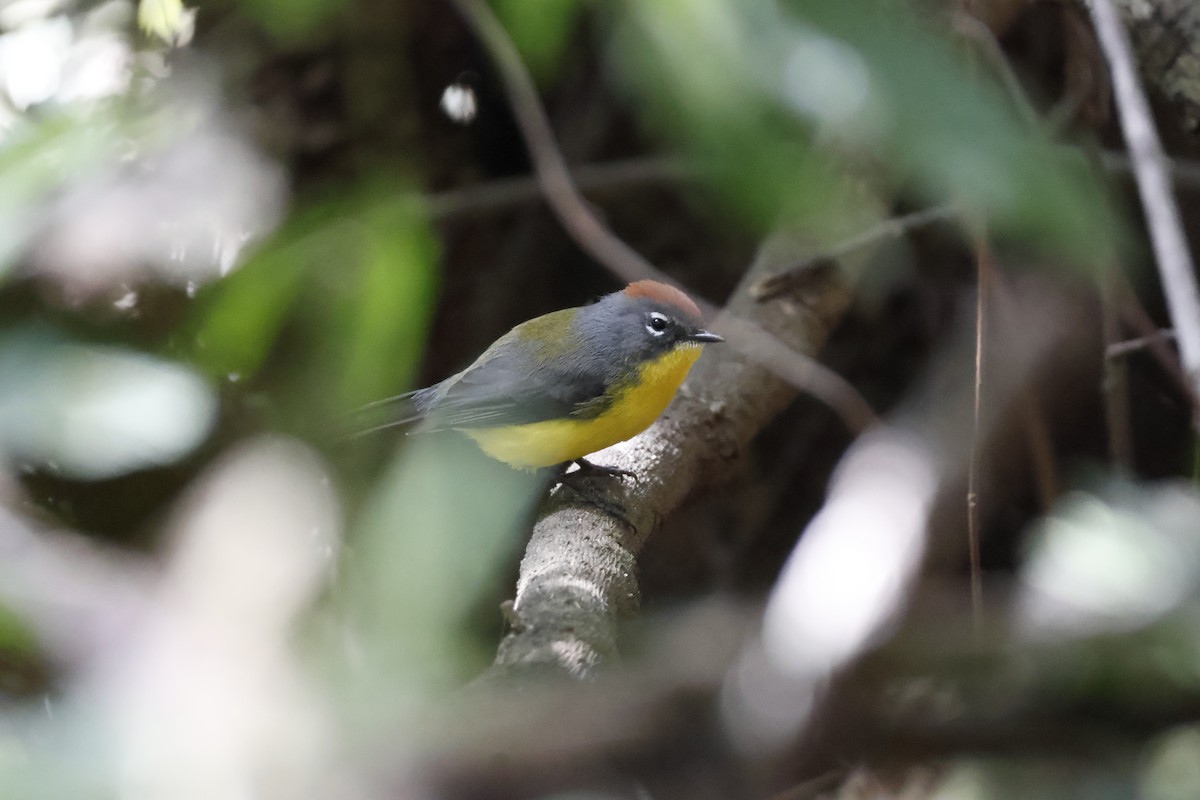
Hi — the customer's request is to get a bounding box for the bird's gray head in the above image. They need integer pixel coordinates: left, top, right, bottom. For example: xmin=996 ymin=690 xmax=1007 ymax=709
xmin=577 ymin=281 xmax=723 ymax=376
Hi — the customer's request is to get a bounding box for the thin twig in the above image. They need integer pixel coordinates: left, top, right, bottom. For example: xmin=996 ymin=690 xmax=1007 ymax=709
xmin=1099 ymin=150 xmax=1200 ymax=191
xmin=1099 ymin=272 xmax=1128 ymax=470
xmin=425 ymin=156 xmax=693 ymax=220
xmin=1102 ymin=269 xmax=1135 ymax=469
xmin=449 ymin=0 xmax=665 ymax=287
xmin=1088 ymin=0 xmax=1200 ymax=429
xmin=451 ymin=0 xmax=879 ymax=433
xmin=751 ymin=205 xmax=955 ymax=303
xmin=1106 ymin=328 xmax=1177 ymax=359
xmin=968 ymin=237 xmax=993 ymax=634
xmin=1115 ymin=278 xmax=1198 ymax=410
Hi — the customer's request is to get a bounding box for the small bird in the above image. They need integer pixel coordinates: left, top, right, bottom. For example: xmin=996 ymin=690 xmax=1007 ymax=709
xmin=365 ymin=280 xmax=723 ymax=471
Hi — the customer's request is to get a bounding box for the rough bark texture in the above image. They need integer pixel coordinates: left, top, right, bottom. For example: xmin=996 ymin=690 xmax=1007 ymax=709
xmin=1119 ymin=0 xmax=1200 ymax=131
xmin=489 ymin=204 xmax=884 ymax=679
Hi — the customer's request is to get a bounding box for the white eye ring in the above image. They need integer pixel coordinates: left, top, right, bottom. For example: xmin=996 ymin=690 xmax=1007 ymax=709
xmin=645 ymin=312 xmax=670 ymax=336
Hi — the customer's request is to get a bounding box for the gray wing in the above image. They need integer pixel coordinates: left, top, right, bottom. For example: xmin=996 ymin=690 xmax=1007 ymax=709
xmin=413 ymin=317 xmax=610 ymax=431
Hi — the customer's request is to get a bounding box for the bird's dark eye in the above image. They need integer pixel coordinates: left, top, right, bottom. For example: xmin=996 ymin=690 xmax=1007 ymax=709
xmin=646 ymin=312 xmax=670 ymax=335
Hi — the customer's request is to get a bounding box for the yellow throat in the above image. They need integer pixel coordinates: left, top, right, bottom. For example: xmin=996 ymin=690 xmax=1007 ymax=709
xmin=464 ymin=344 xmax=704 ymax=469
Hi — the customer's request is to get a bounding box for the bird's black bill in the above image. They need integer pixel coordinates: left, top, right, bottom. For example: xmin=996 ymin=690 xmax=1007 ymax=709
xmin=688 ymin=329 xmax=724 ymax=343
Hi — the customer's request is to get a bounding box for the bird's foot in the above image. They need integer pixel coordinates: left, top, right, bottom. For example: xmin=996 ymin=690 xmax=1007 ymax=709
xmin=569 ymin=457 xmax=638 ymax=482
xmin=549 ymin=459 xmax=638 ymax=533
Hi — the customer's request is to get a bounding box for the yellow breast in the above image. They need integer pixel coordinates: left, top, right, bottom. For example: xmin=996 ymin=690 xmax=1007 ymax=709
xmin=463 ymin=344 xmax=703 ymax=469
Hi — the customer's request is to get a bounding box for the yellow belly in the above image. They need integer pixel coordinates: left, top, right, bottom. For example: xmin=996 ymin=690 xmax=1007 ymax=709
xmin=463 ymin=345 xmax=703 ymax=469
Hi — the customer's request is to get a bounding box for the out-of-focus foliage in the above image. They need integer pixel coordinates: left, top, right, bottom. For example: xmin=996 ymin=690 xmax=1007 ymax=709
xmin=238 ymin=0 xmax=346 ymax=42
xmin=1018 ymin=482 xmax=1200 ymax=638
xmin=0 ymin=111 xmax=126 ymax=278
xmin=1142 ymin=726 xmax=1200 ymax=800
xmin=0 ymin=603 xmax=36 ymax=658
xmin=612 ymin=0 xmax=1116 ymax=263
xmin=930 ymin=760 xmax=1136 ymax=800
xmin=339 ymin=436 xmax=543 ymax=700
xmin=0 ymin=331 xmax=216 ymax=479
xmin=0 ymin=0 xmax=1198 ymax=798
xmin=0 ymin=0 xmax=282 ymax=483
xmin=189 ymin=186 xmax=437 ymax=411
xmin=0 ymin=90 xmax=285 ymax=291
xmin=496 ymin=0 xmax=582 ymax=82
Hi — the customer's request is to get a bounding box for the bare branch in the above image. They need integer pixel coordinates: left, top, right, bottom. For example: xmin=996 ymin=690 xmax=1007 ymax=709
xmin=1103 ymin=273 xmax=1137 ymax=468
xmin=968 ymin=237 xmax=994 ymax=631
xmin=751 ymin=206 xmax=954 ymax=303
xmin=1114 ymin=276 xmax=1198 ymax=409
xmin=1100 ymin=150 xmax=1200 ymax=190
xmin=425 ymin=157 xmax=692 ymax=220
xmin=449 ymin=0 xmax=665 ymax=287
xmin=1106 ymin=327 xmax=1177 ymax=358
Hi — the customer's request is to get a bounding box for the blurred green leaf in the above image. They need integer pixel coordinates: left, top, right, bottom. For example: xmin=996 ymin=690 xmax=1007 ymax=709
xmin=319 ymin=193 xmax=439 ymax=411
xmin=0 ymin=330 xmax=217 ymax=479
xmin=1142 ymin=726 xmax=1200 ymax=800
xmin=0 ymin=603 xmax=37 ymax=658
xmin=339 ymin=434 xmax=542 ymax=703
xmin=190 ymin=186 xmax=437 ymax=408
xmin=1017 ymin=482 xmax=1200 ymax=638
xmin=495 ymin=0 xmax=582 ymax=82
xmin=238 ymin=0 xmax=346 ymax=41
xmin=610 ymin=1 xmax=858 ymax=233
xmin=612 ymin=0 xmax=1116 ymax=263
xmin=188 ymin=207 xmax=328 ymax=381
xmin=794 ymin=1 xmax=1111 ymax=260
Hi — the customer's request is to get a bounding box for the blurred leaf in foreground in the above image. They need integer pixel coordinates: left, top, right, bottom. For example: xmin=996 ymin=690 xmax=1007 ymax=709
xmin=0 ymin=602 xmax=38 ymax=662
xmin=238 ymin=0 xmax=347 ymax=42
xmin=611 ymin=0 xmax=851 ymax=231
xmin=0 ymin=112 xmax=124 ymax=281
xmin=1016 ymin=481 xmax=1200 ymax=639
xmin=336 ymin=433 xmax=543 ymax=712
xmin=495 ymin=0 xmax=582 ymax=82
xmin=0 ymin=437 xmax=340 ymax=799
xmin=188 ymin=185 xmax=437 ymax=414
xmin=612 ymin=0 xmax=1116 ymax=264
xmin=1142 ymin=726 xmax=1200 ymax=800
xmin=0 ymin=80 xmax=285 ymax=295
xmin=0 ymin=330 xmax=217 ymax=480
xmin=316 ymin=191 xmax=439 ymax=411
